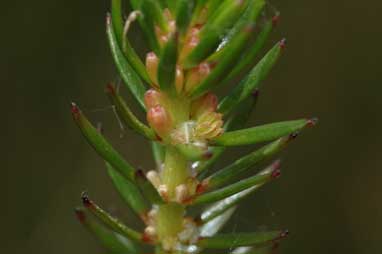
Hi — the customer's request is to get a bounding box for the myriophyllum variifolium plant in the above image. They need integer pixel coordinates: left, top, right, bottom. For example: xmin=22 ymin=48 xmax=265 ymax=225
xmin=72 ymin=0 xmax=317 ymax=253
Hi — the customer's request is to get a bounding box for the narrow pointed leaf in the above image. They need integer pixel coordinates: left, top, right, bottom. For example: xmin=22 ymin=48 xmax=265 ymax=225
xmin=199 ymin=207 xmax=236 ymax=237
xmin=191 ymin=0 xmax=208 ymax=24
xmin=189 ymin=0 xmax=222 ymax=28
xmin=218 ymin=40 xmax=284 ymax=115
xmin=111 ymin=0 xmax=124 ymax=43
xmin=136 ymin=169 xmax=164 ymax=204
xmin=197 ymin=230 xmax=287 ymax=249
xmin=123 ymin=37 xmax=152 ymax=85
xmin=207 ymin=136 xmax=291 ymax=189
xmin=106 ymin=15 xmax=147 ymax=111
xmin=198 ymin=161 xmax=280 ymax=223
xmin=106 ymin=84 xmax=156 ymax=140
xmin=204 ymin=0 xmax=225 ymax=19
xmin=183 ymin=0 xmax=247 ymax=68
xmin=157 ymin=33 xmax=178 ymax=94
xmin=112 ymin=0 xmax=151 ymax=84
xmin=192 ymin=166 xmax=278 ymax=205
xmin=196 ymin=92 xmax=259 ymax=176
xmin=75 ymin=208 xmax=140 ymax=254
xmin=81 ymin=193 xmax=143 ymax=242
xmin=152 ymin=141 xmax=165 ymax=169
xmin=143 ymin=0 xmax=168 ymax=32
xmin=210 ymin=119 xmax=313 ymax=147
xmin=106 ymin=163 xmax=149 ymax=219
xmin=222 ymin=17 xmax=275 ymax=86
xmin=189 ymin=23 xmax=255 ymax=98
xmin=166 ymin=0 xmax=177 ymax=13
xmin=176 ymin=0 xmax=195 ymax=34
xmin=71 ymin=103 xmax=136 ymax=182
xmin=207 ymin=0 xmax=265 ymax=63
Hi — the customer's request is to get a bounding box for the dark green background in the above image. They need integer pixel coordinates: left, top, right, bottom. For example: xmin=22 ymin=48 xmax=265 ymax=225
xmin=2 ymin=0 xmax=381 ymax=253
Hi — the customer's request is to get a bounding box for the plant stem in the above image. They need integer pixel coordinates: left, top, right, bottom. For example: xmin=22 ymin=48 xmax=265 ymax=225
xmin=157 ymin=146 xmax=190 ymax=251
xmin=161 ymin=146 xmax=189 ymax=199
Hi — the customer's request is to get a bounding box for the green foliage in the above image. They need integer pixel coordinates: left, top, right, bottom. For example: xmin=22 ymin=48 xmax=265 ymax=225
xmin=72 ymin=1 xmax=316 ymax=253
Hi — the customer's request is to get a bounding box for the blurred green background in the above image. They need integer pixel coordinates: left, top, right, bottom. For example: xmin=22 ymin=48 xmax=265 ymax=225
xmin=2 ymin=0 xmax=381 ymax=253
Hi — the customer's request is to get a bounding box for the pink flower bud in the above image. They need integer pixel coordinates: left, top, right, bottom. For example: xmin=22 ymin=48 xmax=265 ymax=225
xmin=179 ymin=27 xmax=200 ymax=62
xmin=184 ymin=62 xmax=211 ymax=93
xmin=146 ymin=52 xmax=159 ymax=86
xmin=144 ymin=89 xmax=162 ymax=109
xmin=147 ymin=105 xmax=172 ymax=137
xmin=190 ymin=92 xmax=218 ymax=118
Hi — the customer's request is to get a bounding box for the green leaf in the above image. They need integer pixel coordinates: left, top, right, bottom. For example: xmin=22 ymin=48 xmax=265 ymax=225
xmin=222 ymin=17 xmax=275 ymax=86
xmin=75 ymin=208 xmax=140 ymax=254
xmin=207 ymin=0 xmax=265 ymax=63
xmin=191 ymin=165 xmax=278 ymax=205
xmin=199 ymin=207 xmax=236 ymax=237
xmin=189 ymin=23 xmax=255 ymax=98
xmin=111 ymin=0 xmax=124 ymax=43
xmin=143 ymin=0 xmax=168 ymax=32
xmin=183 ymin=0 xmax=247 ymax=68
xmin=198 ymin=161 xmax=280 ymax=223
xmin=81 ymin=193 xmax=143 ymax=242
xmin=197 ymin=230 xmax=287 ymax=249
xmin=135 ymin=169 xmax=164 ymax=204
xmin=106 ymin=15 xmax=147 ymax=111
xmin=166 ymin=0 xmax=177 ymax=13
xmin=112 ymin=0 xmax=151 ymax=84
xmin=151 ymin=141 xmax=165 ymax=169
xmin=218 ymin=39 xmax=284 ymax=115
xmin=106 ymin=84 xmax=156 ymax=140
xmin=211 ymin=119 xmax=313 ymax=147
xmin=203 ymin=0 xmax=223 ymax=20
xmin=106 ymin=163 xmax=149 ymax=219
xmin=196 ymin=93 xmax=259 ymax=176
xmin=157 ymin=33 xmax=178 ymax=94
xmin=206 ymin=136 xmax=291 ymax=189
xmin=176 ymin=0 xmax=195 ymax=34
xmin=71 ymin=103 xmax=136 ymax=182
xmin=123 ymin=36 xmax=152 ymax=85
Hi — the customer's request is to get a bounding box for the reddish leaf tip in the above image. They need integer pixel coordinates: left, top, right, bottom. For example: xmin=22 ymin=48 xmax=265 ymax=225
xmin=71 ymin=102 xmax=80 ymax=114
xmin=279 ymin=229 xmax=289 ymax=239
xmin=141 ymin=232 xmax=154 ymax=243
xmin=288 ymin=132 xmax=300 ymax=141
xmin=272 ymin=14 xmax=280 ymax=27
xmin=307 ymin=117 xmax=319 ymax=127
xmin=105 ymin=83 xmax=116 ymax=95
xmin=271 ymin=168 xmax=281 ymax=179
xmin=279 ymin=38 xmax=287 ymax=49
xmin=203 ymin=150 xmax=213 ymax=160
xmin=196 ymin=179 xmax=209 ymax=194
xmin=74 ymin=208 xmax=86 ymax=223
xmin=135 ymin=168 xmax=147 ymax=180
xmin=252 ymin=89 xmax=260 ymax=98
